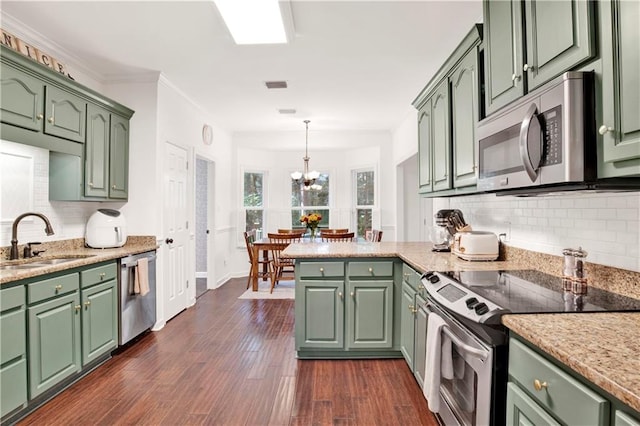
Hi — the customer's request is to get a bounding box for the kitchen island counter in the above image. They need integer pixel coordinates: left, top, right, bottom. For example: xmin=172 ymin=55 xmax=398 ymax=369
xmin=502 ymin=313 xmax=640 ymax=415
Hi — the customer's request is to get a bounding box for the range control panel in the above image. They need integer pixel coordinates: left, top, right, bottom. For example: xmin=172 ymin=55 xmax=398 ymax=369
xmin=421 ymin=272 xmax=508 ymax=325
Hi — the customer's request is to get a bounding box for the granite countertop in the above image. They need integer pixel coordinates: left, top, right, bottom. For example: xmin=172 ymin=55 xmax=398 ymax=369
xmin=0 ymin=236 xmax=158 ymax=285
xmin=284 ymin=241 xmax=640 ymax=415
xmin=502 ymin=313 xmax=640 ymax=413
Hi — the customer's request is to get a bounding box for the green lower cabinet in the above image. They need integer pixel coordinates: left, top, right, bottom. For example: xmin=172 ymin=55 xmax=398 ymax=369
xmin=615 ymin=410 xmax=640 ymax=426
xmin=81 ymin=280 xmax=118 ymax=365
xmin=506 ymin=382 xmax=561 ymax=426
xmin=346 ymin=280 xmax=393 ymax=349
xmin=1 ymin=286 xmax=27 ymax=418
xmin=28 ymin=291 xmax=82 ymax=398
xmin=413 ymin=293 xmax=427 ymax=388
xmin=400 ymin=282 xmax=416 ymax=369
xmin=295 ymin=280 xmax=345 ymax=349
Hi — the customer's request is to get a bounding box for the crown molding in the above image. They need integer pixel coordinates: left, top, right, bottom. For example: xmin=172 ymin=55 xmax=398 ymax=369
xmin=103 ymin=71 xmax=162 ymax=85
xmin=1 ymin=11 xmax=105 ymax=82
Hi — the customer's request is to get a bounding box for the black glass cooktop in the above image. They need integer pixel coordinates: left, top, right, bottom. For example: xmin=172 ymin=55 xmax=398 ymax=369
xmin=441 ymin=269 xmax=640 ymax=314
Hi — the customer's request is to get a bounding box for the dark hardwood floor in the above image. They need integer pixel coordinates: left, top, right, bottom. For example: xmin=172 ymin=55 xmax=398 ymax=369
xmin=17 ymin=278 xmax=437 ymax=425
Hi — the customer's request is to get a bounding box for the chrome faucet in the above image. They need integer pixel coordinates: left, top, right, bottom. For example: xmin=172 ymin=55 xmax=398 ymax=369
xmin=10 ymin=212 xmax=55 ymax=260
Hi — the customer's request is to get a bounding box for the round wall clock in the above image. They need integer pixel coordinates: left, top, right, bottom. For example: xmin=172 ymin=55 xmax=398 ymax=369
xmin=202 ymin=124 xmax=213 ymax=145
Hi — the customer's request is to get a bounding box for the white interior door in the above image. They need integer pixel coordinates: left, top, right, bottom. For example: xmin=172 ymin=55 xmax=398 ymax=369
xmin=163 ymin=141 xmax=189 ymax=320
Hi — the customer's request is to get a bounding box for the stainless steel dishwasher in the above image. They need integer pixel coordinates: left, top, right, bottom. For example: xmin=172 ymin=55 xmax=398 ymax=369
xmin=118 ymin=251 xmax=157 ymax=345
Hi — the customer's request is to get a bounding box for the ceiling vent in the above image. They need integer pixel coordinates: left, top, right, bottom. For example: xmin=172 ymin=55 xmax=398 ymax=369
xmin=265 ymin=81 xmax=288 ymax=89
xmin=278 ymin=108 xmax=296 ymax=114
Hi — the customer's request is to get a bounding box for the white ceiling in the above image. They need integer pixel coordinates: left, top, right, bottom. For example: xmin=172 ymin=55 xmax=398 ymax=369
xmin=1 ymin=1 xmax=483 ymax=137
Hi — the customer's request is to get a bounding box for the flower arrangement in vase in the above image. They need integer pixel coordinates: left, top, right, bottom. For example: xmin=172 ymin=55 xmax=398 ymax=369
xmin=300 ymin=213 xmax=322 ymax=239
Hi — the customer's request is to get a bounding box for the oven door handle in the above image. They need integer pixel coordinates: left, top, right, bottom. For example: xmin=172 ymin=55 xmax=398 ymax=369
xmin=441 ymin=326 xmax=489 ymax=361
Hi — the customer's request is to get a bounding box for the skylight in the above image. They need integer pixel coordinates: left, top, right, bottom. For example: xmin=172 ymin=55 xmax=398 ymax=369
xmin=214 ymin=0 xmax=287 ymax=45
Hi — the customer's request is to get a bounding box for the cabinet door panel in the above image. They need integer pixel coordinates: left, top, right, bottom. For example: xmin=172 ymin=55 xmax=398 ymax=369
xmin=0 ymin=359 xmax=27 ymax=417
xmin=506 ymin=382 xmax=561 ymax=426
xmin=432 ymin=81 xmax=451 ymax=191
xmin=0 ymin=65 xmax=44 ymax=131
xmin=85 ymin=104 xmax=110 ymax=197
xmin=418 ymin=100 xmax=433 ymax=192
xmin=525 ymin=0 xmax=595 ymax=90
xmin=1 ymin=308 xmax=26 ymax=363
xmin=400 ymin=283 xmax=416 ymax=369
xmin=451 ymin=51 xmax=478 ymax=188
xmin=414 ymin=293 xmax=427 ymax=388
xmin=82 ymin=280 xmax=117 ymax=365
xmin=28 ymin=292 xmax=81 ymax=398
xmin=347 ymin=280 xmax=393 ymax=349
xmin=296 ymin=281 xmax=344 ymax=349
xmin=600 ymin=0 xmax=640 ymax=171
xmin=44 ymin=85 xmax=86 ymax=143
xmin=109 ymin=114 xmax=129 ymax=199
xmin=484 ymin=0 xmax=524 ymax=114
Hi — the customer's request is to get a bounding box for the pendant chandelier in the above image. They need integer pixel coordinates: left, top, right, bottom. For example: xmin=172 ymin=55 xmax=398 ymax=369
xmin=291 ymin=120 xmax=322 ymax=190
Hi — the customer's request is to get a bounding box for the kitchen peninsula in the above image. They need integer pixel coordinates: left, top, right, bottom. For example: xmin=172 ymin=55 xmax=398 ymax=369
xmin=283 ymin=241 xmax=640 ymax=422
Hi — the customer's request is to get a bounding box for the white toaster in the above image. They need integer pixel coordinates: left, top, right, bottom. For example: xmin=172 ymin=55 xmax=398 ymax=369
xmin=452 ymin=231 xmax=499 ymax=261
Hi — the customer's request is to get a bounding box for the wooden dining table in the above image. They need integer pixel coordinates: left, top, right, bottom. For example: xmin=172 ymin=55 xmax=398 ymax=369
xmin=249 ymin=237 xmax=316 ymax=291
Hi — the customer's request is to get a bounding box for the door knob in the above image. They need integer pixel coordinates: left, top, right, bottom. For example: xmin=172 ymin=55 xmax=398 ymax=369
xmin=165 ymin=238 xmax=174 ymax=244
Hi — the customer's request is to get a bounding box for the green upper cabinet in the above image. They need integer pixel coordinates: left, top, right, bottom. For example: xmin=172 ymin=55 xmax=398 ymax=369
xmin=417 ymin=99 xmax=433 ymax=193
xmin=598 ymin=0 xmax=640 ymax=178
xmin=44 ymin=85 xmax=86 ymax=143
xmin=451 ymin=49 xmax=479 ymax=188
xmin=109 ymin=114 xmax=130 ymax=199
xmin=484 ymin=0 xmax=524 ymax=115
xmin=524 ymin=0 xmax=595 ymax=90
xmin=484 ymin=0 xmax=595 ymax=115
xmin=84 ymin=105 xmax=129 ymax=199
xmin=413 ymin=25 xmax=482 ymax=197
xmin=0 ymin=64 xmax=45 ymax=132
xmin=85 ymin=104 xmax=110 ymax=198
xmin=431 ymin=80 xmax=451 ymax=192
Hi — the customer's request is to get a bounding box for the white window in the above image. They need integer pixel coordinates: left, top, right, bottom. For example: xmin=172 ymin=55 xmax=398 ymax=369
xmin=243 ymin=171 xmax=266 ymax=237
xmin=353 ymin=169 xmax=375 ymax=238
xmin=291 ymin=173 xmax=330 ymax=230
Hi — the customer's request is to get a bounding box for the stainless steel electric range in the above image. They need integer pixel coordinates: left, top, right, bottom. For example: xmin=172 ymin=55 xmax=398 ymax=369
xmin=419 ymin=269 xmax=640 ymax=426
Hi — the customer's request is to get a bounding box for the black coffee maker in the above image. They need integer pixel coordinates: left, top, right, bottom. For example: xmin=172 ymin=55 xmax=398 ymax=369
xmin=431 ymin=209 xmax=467 ymax=252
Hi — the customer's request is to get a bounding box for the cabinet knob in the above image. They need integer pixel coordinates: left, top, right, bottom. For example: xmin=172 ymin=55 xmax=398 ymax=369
xmin=533 ymin=379 xmax=548 ymax=391
xmin=403 ymin=273 xmax=410 ymax=279
xmin=417 ymin=284 xmax=425 ymax=291
xmin=511 ymin=73 xmax=521 ymax=82
xmin=523 ymin=63 xmax=534 ymax=72
xmin=89 ymin=182 xmax=94 ymax=187
xmin=319 ymin=267 xmax=324 ymax=273
xmin=48 ymin=117 xmax=54 ymax=124
xmin=112 ymin=184 xmax=117 ymax=190
xmin=84 ymin=301 xmax=91 ymax=307
xmin=368 ymin=267 xmax=373 ymax=273
xmin=598 ymin=125 xmax=614 ymax=135
xmin=55 ymin=284 xmax=63 ymax=291
xmin=408 ymin=304 xmax=417 ymax=313
xmin=36 ymin=113 xmax=43 ymax=120
xmin=99 ymin=272 xmax=106 ymax=278
xmin=74 ymin=305 xmax=81 ymax=312
xmin=338 ymin=292 xmax=343 ymax=299
xmin=350 ymin=291 xmax=355 ymax=298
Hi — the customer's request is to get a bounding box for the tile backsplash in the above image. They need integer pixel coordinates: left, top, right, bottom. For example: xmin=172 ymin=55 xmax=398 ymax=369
xmin=0 ymin=140 xmax=110 ymax=250
xmin=435 ymin=192 xmax=640 ymax=272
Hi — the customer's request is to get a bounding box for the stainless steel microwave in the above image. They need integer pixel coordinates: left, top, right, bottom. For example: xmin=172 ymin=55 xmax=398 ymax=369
xmin=476 ymin=72 xmax=597 ymax=193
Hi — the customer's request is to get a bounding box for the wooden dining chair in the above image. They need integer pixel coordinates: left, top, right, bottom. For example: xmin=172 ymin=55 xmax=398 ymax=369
xmin=267 ymin=232 xmax=300 ymax=292
xmin=277 ymin=229 xmax=306 ymax=238
xmin=320 ymin=228 xmax=349 ymax=235
xmin=321 ymin=232 xmax=355 ymax=242
xmin=243 ymin=230 xmax=274 ymax=289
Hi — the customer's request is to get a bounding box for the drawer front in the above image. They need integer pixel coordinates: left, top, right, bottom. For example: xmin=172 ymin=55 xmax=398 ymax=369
xmin=1 ymin=308 xmax=26 ymax=364
xmin=348 ymin=261 xmax=394 ymax=278
xmin=298 ymin=261 xmax=344 ymax=278
xmin=509 ymin=338 xmax=609 ymax=425
xmin=1 ymin=285 xmax=25 ymax=312
xmin=28 ymin=273 xmax=79 ymax=305
xmin=402 ymin=263 xmax=421 ymax=290
xmin=0 ymin=358 xmax=27 ymax=417
xmin=615 ymin=410 xmax=640 ymax=426
xmin=81 ymin=262 xmax=117 ymax=288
